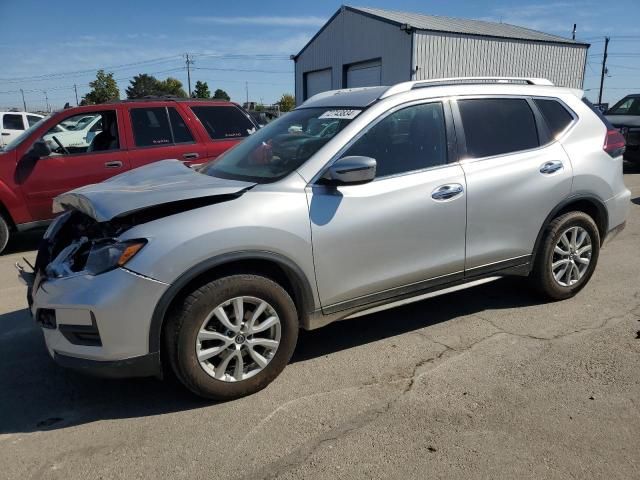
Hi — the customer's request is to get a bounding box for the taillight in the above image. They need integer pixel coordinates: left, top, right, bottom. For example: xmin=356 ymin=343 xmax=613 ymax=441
xmin=604 ymin=129 xmax=626 ymax=158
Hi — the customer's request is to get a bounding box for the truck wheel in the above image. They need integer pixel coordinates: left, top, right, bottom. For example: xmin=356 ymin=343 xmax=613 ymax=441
xmin=531 ymin=211 xmax=600 ymax=300
xmin=0 ymin=215 xmax=10 ymax=255
xmin=166 ymin=274 xmax=298 ymax=400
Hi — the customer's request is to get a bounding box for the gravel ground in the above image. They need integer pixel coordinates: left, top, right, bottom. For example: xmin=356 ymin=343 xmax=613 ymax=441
xmin=1 ymin=169 xmax=639 ymax=480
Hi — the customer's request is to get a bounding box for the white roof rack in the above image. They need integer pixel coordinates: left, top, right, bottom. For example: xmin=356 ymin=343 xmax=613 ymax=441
xmin=380 ymin=77 xmax=554 ymax=99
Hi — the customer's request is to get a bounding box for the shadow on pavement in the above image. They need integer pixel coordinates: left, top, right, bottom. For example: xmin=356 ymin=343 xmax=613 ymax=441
xmin=3 ymin=230 xmax=43 ymax=255
xmin=0 ymin=277 xmax=543 ymax=435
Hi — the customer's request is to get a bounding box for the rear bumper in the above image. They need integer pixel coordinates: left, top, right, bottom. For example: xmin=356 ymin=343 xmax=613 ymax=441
xmin=605 ymin=188 xmax=631 ymax=240
xmin=604 ymin=221 xmax=626 ymax=246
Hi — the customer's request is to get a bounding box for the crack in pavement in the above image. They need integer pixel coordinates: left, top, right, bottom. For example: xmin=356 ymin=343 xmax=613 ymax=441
xmin=237 ymin=299 xmax=640 ymax=479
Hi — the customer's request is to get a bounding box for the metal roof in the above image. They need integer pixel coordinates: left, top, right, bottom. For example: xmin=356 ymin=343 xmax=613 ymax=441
xmin=294 ymin=5 xmax=588 ymax=59
xmin=350 ymin=6 xmax=586 ymax=45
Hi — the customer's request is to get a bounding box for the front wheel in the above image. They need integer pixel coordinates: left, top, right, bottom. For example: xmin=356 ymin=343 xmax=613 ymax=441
xmin=531 ymin=211 xmax=600 ymax=300
xmin=166 ymin=274 xmax=299 ymax=400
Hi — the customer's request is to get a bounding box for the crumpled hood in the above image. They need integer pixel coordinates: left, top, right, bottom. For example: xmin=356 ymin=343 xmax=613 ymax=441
xmin=53 ymin=159 xmax=256 ymax=222
xmin=605 ymin=115 xmax=640 ymax=128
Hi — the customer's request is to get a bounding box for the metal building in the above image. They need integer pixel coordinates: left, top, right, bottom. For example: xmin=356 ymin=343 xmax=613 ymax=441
xmin=292 ymin=6 xmax=589 ymax=104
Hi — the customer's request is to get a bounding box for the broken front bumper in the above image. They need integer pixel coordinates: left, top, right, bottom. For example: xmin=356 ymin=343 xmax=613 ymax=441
xmin=28 ymin=266 xmax=169 ymax=378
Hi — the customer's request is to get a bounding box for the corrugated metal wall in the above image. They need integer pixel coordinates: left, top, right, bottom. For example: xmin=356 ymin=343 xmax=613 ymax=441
xmin=294 ymin=9 xmax=412 ymax=103
xmin=412 ymin=31 xmax=588 ymax=88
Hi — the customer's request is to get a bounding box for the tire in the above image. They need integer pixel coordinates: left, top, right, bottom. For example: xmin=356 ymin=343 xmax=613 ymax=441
xmin=531 ymin=211 xmax=600 ymax=300
xmin=166 ymin=274 xmax=299 ymax=400
xmin=0 ymin=215 xmax=10 ymax=255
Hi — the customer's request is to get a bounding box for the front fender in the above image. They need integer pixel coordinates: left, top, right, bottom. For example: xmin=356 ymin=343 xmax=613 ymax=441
xmin=0 ymin=178 xmax=30 ymax=225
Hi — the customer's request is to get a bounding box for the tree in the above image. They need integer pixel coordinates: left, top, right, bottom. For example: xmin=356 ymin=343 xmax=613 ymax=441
xmin=156 ymin=77 xmax=188 ymax=98
xmin=126 ymin=74 xmax=161 ymax=99
xmin=192 ymin=80 xmax=211 ymax=99
xmin=212 ymin=88 xmax=230 ymax=101
xmin=277 ymin=93 xmax=295 ymax=112
xmin=83 ymin=70 xmax=119 ymax=105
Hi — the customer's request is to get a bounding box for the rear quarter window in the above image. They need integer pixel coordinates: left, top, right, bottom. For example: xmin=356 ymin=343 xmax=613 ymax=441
xmin=191 ymin=105 xmax=256 ymax=140
xmin=534 ymin=99 xmax=574 ymax=138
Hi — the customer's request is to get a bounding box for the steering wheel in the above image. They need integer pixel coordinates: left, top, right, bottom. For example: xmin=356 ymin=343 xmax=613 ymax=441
xmin=52 ymin=136 xmax=70 ymax=155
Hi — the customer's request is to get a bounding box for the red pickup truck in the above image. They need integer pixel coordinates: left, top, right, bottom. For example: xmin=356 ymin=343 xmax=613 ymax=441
xmin=0 ymin=98 xmax=258 ymax=253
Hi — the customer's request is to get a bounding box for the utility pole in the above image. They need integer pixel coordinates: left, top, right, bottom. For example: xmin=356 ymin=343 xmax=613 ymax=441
xmin=20 ymin=89 xmax=26 ymax=111
xmin=185 ymin=53 xmax=194 ymax=97
xmin=572 ymin=24 xmax=576 ymax=40
xmin=598 ymin=36 xmax=610 ymax=106
xmin=43 ymin=90 xmax=50 ymax=112
xmin=245 ymin=81 xmax=249 ymax=106
xmin=74 ymin=84 xmax=79 ymax=106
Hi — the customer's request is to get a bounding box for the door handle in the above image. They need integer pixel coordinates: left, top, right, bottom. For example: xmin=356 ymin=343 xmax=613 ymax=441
xmin=539 ymin=160 xmax=563 ymax=174
xmin=104 ymin=161 xmax=123 ymax=169
xmin=1 ymin=132 xmax=9 ymax=136
xmin=431 ymin=183 xmax=464 ymax=201
xmin=182 ymin=152 xmax=199 ymax=160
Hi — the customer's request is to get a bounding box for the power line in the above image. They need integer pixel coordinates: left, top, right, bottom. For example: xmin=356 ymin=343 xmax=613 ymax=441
xmin=0 ymin=67 xmax=186 ymax=96
xmin=194 ymin=66 xmax=292 ymax=74
xmin=607 ymin=63 xmax=640 ymax=71
xmin=0 ymin=56 xmax=182 ymax=83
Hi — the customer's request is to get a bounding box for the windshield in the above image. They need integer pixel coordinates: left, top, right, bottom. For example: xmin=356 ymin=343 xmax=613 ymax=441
xmin=201 ymin=107 xmax=361 ymax=183
xmin=607 ymin=96 xmax=640 ymax=115
xmin=3 ymin=116 xmax=47 ymax=151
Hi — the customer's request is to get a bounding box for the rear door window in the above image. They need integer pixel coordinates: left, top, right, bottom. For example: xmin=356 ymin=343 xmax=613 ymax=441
xmin=534 ymin=99 xmax=574 ymax=138
xmin=3 ymin=113 xmax=25 ymax=130
xmin=458 ymin=98 xmax=539 ymax=158
xmin=130 ymin=107 xmax=173 ymax=147
xmin=130 ymin=106 xmax=195 ymax=147
xmin=191 ymin=105 xmax=256 ymax=140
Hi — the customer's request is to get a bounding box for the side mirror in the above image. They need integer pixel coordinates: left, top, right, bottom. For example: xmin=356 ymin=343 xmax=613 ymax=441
xmin=29 ymin=139 xmax=51 ymax=158
xmin=322 ymin=156 xmax=376 ymax=185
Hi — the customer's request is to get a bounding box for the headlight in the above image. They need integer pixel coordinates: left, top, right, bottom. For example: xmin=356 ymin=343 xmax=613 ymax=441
xmin=84 ymin=239 xmax=147 ymax=275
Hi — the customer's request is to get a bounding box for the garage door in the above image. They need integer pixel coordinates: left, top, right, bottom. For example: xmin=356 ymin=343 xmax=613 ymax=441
xmin=305 ymin=69 xmax=332 ymax=99
xmin=346 ymin=60 xmax=381 ymax=88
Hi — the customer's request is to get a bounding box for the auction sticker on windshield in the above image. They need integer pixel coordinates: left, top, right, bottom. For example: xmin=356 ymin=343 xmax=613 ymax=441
xmin=318 ymin=109 xmax=361 ymax=120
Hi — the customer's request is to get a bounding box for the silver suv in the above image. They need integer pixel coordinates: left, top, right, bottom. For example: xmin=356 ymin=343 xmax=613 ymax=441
xmin=23 ymin=77 xmax=630 ymax=400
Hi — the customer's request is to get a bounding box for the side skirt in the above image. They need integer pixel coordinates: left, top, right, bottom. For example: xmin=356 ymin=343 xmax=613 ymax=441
xmin=302 ymin=255 xmax=531 ymax=330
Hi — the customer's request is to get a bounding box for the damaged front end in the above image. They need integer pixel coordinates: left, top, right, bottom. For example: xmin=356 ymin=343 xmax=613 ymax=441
xmin=24 ymin=211 xmax=147 ymax=307
xmin=22 ymin=159 xmax=257 ymax=306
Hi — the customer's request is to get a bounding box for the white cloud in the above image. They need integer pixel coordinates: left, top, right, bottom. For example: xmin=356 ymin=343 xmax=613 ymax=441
xmin=185 ymin=15 xmax=325 ymax=27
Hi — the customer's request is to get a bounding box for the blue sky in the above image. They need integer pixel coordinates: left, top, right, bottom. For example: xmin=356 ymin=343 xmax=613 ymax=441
xmin=0 ymin=0 xmax=638 ymax=111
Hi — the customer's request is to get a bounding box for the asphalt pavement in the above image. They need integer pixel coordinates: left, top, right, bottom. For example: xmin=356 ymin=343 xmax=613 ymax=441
xmin=1 ymin=169 xmax=639 ymax=479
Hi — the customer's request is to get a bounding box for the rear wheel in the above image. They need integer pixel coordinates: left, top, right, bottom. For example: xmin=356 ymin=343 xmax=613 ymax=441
xmin=166 ymin=274 xmax=298 ymax=400
xmin=0 ymin=215 xmax=10 ymax=255
xmin=531 ymin=211 xmax=600 ymax=300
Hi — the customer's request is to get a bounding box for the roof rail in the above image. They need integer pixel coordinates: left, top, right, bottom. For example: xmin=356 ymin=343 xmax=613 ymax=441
xmin=380 ymin=77 xmax=554 ymax=99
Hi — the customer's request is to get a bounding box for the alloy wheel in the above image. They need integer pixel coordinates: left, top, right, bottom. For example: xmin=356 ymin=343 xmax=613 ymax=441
xmin=195 ymin=296 xmax=281 ymax=382
xmin=551 ymin=226 xmax=592 ymax=287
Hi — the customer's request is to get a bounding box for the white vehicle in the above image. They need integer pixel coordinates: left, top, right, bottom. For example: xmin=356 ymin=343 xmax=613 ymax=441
xmin=61 ymin=114 xmax=96 ymax=130
xmin=43 ymin=114 xmax=101 ymax=150
xmin=0 ymin=112 xmax=44 ymax=147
